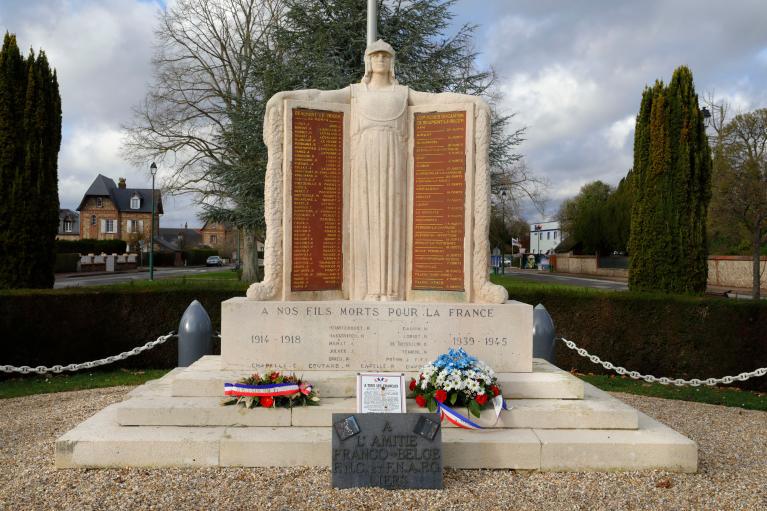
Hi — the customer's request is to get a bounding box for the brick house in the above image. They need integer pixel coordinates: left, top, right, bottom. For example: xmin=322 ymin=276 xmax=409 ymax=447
xmin=198 ymin=221 xmax=233 ymax=248
xmin=76 ymin=174 xmax=163 ymax=252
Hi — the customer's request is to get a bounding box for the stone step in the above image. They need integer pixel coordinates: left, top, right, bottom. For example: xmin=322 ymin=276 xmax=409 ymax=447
xmin=117 ymin=384 xmax=635 ymax=430
xmin=170 ymin=356 xmax=584 ymax=400
xmin=56 ymin=390 xmax=697 ymax=472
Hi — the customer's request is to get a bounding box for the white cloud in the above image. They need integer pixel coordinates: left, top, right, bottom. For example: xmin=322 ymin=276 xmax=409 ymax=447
xmin=604 ymin=115 xmax=635 ymax=151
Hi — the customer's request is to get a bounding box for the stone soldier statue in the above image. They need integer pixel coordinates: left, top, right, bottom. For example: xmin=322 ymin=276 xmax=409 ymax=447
xmin=247 ymin=40 xmax=507 ymax=304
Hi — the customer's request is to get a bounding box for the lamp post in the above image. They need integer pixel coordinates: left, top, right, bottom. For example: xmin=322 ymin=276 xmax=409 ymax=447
xmin=535 ymin=224 xmax=542 ymax=256
xmin=149 ymin=162 xmax=157 ymax=280
xmin=500 ymin=190 xmax=507 ymax=275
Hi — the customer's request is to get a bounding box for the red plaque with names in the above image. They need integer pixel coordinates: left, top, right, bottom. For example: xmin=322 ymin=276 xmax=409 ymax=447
xmin=291 ymin=108 xmax=344 ymax=291
xmin=412 ymin=111 xmax=466 ymax=291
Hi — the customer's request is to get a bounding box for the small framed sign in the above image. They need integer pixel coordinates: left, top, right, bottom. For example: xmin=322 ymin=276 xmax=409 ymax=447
xmin=356 ymin=372 xmax=406 ymax=413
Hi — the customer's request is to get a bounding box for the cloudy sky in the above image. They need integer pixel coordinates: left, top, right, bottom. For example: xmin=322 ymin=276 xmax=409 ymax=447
xmin=1 ymin=0 xmax=766 ymax=227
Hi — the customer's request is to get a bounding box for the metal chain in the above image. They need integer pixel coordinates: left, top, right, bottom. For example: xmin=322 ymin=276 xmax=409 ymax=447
xmin=0 ymin=331 xmax=176 ymax=375
xmin=558 ymin=337 xmax=767 ymax=386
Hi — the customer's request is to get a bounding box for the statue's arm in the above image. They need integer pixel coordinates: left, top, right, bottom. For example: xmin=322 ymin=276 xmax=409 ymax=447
xmin=408 ymin=90 xmax=491 ymax=113
xmin=266 ymin=87 xmax=351 ymax=109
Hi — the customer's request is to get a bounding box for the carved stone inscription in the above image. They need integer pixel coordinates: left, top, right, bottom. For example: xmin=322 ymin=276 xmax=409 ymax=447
xmin=291 ymin=108 xmax=344 ymax=291
xmin=221 ymin=298 xmax=533 ymax=373
xmin=332 ymin=413 xmax=443 ymax=489
xmin=412 ymin=111 xmax=466 ymax=291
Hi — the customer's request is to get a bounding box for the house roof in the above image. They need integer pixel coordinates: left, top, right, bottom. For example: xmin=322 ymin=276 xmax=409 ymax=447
xmin=158 ymin=227 xmax=203 ymax=249
xmin=83 ymin=174 xmax=117 ymax=196
xmin=58 ymin=209 xmax=80 ymax=234
xmin=77 ymin=174 xmax=164 ymax=214
xmin=200 ymin=220 xmax=234 ymax=231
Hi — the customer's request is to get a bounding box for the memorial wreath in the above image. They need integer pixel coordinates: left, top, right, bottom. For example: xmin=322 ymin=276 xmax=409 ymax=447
xmin=410 ymin=348 xmax=505 ymax=424
xmin=222 ymin=371 xmax=320 ymax=409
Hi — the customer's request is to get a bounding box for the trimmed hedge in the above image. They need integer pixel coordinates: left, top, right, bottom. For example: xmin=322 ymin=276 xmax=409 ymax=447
xmin=504 ymin=286 xmax=767 ymax=391
xmin=185 ymin=249 xmax=218 ymax=266
xmin=54 ymin=253 xmax=80 ymax=273
xmin=56 ymin=239 xmax=127 ymax=255
xmin=1 ymin=284 xmax=765 ymax=390
xmin=0 ymin=288 xmax=237 ymax=371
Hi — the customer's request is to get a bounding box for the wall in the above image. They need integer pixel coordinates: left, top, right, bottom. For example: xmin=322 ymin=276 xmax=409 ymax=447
xmin=553 ymin=253 xmax=628 ymax=278
xmin=554 ymin=253 xmax=767 ymax=290
xmin=708 ymin=256 xmax=767 ymax=290
xmin=79 ymin=197 xmax=119 ymax=240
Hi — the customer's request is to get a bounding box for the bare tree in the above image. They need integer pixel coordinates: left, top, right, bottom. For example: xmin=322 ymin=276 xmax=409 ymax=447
xmin=122 ymin=0 xmax=284 ymax=280
xmin=711 ymin=108 xmax=767 ymax=299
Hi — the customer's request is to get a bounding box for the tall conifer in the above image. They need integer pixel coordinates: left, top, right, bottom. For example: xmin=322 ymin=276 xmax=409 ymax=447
xmin=628 ymin=67 xmax=711 ymax=293
xmin=0 ymin=33 xmax=61 ymax=288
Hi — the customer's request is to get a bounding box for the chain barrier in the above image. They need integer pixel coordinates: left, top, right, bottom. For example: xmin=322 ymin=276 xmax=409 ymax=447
xmin=558 ymin=337 xmax=767 ymax=386
xmin=0 ymin=331 xmax=177 ymax=375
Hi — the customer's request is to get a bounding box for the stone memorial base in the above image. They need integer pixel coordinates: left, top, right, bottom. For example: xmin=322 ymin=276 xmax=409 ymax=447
xmin=55 ymin=356 xmax=697 ymax=472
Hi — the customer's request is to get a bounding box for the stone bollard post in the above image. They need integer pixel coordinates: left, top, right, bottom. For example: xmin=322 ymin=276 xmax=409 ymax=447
xmin=532 ymin=304 xmax=556 ymax=363
xmin=178 ymin=300 xmax=213 ymax=367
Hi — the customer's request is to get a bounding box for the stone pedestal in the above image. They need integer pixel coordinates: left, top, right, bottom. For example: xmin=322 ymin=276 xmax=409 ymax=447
xmin=221 ymin=298 xmax=532 ymax=373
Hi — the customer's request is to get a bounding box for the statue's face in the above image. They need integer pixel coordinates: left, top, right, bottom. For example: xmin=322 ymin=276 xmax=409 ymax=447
xmin=370 ymin=51 xmax=392 ymax=75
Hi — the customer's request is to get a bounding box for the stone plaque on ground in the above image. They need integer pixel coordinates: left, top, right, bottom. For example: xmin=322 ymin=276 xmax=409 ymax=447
xmin=412 ymin=111 xmax=466 ymax=292
xmin=332 ymin=413 xmax=442 ymax=489
xmin=221 ymin=298 xmax=532 ymax=372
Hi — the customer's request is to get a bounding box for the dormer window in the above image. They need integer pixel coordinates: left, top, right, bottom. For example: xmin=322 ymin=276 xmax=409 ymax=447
xmin=130 ymin=193 xmax=141 ymax=210
xmin=96 ymin=197 xmax=103 ymax=208
xmin=63 ymin=219 xmax=73 ymax=233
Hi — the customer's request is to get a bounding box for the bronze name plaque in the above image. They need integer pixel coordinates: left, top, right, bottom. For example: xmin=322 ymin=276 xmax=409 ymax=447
xmin=412 ymin=111 xmax=466 ymax=291
xmin=291 ymin=108 xmax=344 ymax=291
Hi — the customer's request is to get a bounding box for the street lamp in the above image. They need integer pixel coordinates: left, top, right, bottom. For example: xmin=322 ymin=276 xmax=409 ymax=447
xmin=535 ymin=224 xmax=542 ymax=256
xmin=500 ymin=190 xmax=508 ymax=275
xmin=149 ymin=162 xmax=157 ymax=280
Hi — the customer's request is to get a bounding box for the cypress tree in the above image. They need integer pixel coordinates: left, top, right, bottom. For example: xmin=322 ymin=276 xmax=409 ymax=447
xmin=628 ymin=67 xmax=711 ymax=293
xmin=0 ymin=34 xmax=61 ymax=289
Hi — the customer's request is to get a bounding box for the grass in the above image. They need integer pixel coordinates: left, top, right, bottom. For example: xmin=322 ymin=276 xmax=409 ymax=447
xmin=0 ymin=368 xmax=170 ymax=399
xmin=181 ymin=270 xmax=240 ymax=280
xmin=580 ymin=373 xmax=767 ymax=411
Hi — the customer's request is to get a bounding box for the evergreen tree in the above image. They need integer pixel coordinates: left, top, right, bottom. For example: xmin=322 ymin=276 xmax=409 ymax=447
xmin=628 ymin=67 xmax=711 ymax=293
xmin=0 ymin=33 xmax=61 ymax=289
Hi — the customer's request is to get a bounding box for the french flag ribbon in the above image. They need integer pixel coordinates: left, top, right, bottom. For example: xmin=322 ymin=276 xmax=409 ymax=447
xmin=223 ymin=382 xmax=300 ymax=397
xmin=435 ymin=396 xmax=509 ymax=430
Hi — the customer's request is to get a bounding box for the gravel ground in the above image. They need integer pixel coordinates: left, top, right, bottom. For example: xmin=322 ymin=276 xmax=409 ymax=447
xmin=0 ymin=387 xmax=765 ymax=510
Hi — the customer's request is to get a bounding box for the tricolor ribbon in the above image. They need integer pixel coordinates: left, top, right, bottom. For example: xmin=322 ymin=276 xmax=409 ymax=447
xmin=224 ymin=382 xmax=300 ymax=397
xmin=435 ymin=395 xmax=510 ymax=430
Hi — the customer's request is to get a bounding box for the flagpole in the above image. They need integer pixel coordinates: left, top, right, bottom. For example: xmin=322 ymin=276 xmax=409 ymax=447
xmin=367 ymin=0 xmax=377 ymax=45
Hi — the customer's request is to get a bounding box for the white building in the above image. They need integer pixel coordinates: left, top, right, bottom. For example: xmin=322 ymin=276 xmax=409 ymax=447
xmin=529 ymin=221 xmax=561 ymax=254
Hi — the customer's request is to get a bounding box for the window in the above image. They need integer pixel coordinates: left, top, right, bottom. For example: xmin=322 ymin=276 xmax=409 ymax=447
xmin=210 ymin=234 xmax=217 ymax=244
xmin=547 ymin=232 xmax=550 ymax=240
xmin=91 ymin=215 xmax=96 ymax=226
xmin=96 ymin=197 xmax=103 ymax=208
xmin=554 ymin=231 xmax=558 ymax=239
xmin=64 ymin=219 xmax=73 ymax=233
xmin=127 ymin=220 xmax=144 ymax=233
xmin=130 ymin=194 xmax=140 ymax=209
xmin=105 ymin=219 xmax=116 ymax=233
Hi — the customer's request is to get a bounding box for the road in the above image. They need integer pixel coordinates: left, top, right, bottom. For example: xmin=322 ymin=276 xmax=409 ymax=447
xmin=498 ymin=269 xmax=628 ymax=291
xmin=54 ymin=266 xmax=231 ymax=288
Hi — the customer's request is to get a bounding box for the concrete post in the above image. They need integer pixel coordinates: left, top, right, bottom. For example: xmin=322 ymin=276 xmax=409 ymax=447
xmin=178 ymin=300 xmax=213 ymax=367
xmin=532 ymin=304 xmax=556 ymax=363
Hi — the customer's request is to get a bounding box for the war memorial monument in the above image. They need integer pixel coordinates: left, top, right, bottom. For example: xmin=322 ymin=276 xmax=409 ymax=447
xmin=55 ymin=31 xmax=697 ymax=475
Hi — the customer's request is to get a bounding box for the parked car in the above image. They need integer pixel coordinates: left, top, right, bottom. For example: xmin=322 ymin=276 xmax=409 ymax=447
xmin=206 ymin=255 xmax=223 ymax=267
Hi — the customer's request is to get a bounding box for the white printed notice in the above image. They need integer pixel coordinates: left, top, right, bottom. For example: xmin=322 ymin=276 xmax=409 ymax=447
xmin=356 ymin=373 xmax=406 ymax=413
